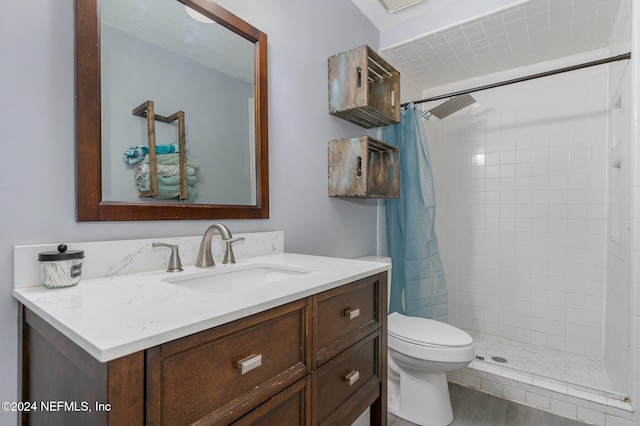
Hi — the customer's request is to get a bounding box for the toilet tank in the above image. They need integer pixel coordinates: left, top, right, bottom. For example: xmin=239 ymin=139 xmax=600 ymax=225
xmin=355 ymin=256 xmax=391 ymax=312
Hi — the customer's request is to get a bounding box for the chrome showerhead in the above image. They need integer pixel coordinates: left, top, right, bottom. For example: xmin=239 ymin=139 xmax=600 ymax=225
xmin=427 ymin=93 xmax=476 ymax=119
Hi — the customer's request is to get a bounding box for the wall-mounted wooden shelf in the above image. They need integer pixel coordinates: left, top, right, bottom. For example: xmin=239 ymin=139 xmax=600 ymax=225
xmin=328 ymin=135 xmax=400 ymax=198
xmin=328 ymin=45 xmax=401 ymax=129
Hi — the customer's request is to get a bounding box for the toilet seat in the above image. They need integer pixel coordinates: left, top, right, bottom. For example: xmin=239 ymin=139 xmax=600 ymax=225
xmin=388 ymin=312 xmax=473 ymax=348
xmin=388 ymin=312 xmax=474 ymax=363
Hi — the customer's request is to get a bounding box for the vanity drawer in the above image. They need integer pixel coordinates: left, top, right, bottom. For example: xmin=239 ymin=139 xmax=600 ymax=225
xmin=232 ymin=376 xmax=310 ymax=425
xmin=146 ymin=299 xmax=310 ymax=426
xmin=315 ymin=274 xmax=381 ymax=364
xmin=315 ymin=330 xmax=381 ymax=425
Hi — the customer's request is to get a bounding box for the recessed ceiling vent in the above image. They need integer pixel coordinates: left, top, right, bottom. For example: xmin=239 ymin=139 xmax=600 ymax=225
xmin=379 ymin=0 xmax=422 ymax=13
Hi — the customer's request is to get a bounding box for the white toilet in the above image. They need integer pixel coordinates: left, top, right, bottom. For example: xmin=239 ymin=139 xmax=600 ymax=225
xmin=357 ymin=257 xmax=474 ymax=426
xmin=388 ymin=312 xmax=474 ymax=425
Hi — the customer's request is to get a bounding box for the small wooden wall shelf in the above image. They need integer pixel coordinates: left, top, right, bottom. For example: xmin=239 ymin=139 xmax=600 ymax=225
xmin=132 ymin=101 xmax=187 ymax=199
xmin=328 ymin=136 xmax=400 ymax=198
xmin=328 ymin=45 xmax=401 ymax=129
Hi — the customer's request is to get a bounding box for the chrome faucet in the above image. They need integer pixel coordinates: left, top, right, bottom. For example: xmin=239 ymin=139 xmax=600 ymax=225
xmin=195 ymin=223 xmax=244 ymax=267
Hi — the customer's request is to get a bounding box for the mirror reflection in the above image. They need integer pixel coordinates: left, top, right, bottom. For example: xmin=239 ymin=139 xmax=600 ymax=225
xmin=100 ymin=0 xmax=256 ymax=205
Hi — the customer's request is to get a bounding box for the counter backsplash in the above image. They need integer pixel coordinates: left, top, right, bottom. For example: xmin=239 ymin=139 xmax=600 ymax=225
xmin=14 ymin=231 xmax=284 ymax=289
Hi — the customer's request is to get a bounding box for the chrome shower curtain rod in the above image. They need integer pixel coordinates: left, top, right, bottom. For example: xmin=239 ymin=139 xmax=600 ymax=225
xmin=402 ymin=52 xmax=631 ymax=107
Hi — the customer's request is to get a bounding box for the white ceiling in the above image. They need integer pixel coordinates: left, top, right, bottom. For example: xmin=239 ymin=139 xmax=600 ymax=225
xmin=351 ymin=0 xmax=623 ymax=95
xmin=101 ymin=0 xmax=255 ymax=83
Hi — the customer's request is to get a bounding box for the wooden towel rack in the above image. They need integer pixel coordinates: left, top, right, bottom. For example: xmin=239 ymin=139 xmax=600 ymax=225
xmin=132 ymin=100 xmax=187 ymax=199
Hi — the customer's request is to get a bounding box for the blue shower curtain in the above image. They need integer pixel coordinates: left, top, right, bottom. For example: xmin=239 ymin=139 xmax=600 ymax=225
xmin=383 ymin=103 xmax=448 ymax=322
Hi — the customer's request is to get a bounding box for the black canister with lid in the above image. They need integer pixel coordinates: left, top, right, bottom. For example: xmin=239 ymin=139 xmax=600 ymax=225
xmin=38 ymin=244 xmax=85 ymax=288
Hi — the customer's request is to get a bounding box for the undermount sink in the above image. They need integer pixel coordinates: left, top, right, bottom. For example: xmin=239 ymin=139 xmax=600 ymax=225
xmin=162 ymin=264 xmax=314 ymax=294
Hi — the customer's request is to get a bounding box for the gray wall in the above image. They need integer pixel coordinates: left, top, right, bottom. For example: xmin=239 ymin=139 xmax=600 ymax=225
xmin=102 ymin=25 xmax=255 ymax=205
xmin=0 ymin=0 xmax=379 ymax=421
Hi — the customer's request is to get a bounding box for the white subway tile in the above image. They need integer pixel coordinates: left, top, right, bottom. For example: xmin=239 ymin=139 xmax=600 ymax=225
xmin=486 ymin=164 xmax=501 ymax=178
xmin=502 ymin=384 xmax=527 ymax=403
xmin=550 ymin=399 xmax=577 ymax=419
xmin=552 ymin=391 xmax=591 ymax=408
xmin=501 ymin=150 xmax=516 ymax=164
xmin=481 ymin=379 xmax=503 ymax=396
xmin=526 ymin=392 xmax=551 ymax=410
xmin=604 ymin=416 xmax=637 ymax=426
xmin=589 ymin=401 xmax=634 ymax=419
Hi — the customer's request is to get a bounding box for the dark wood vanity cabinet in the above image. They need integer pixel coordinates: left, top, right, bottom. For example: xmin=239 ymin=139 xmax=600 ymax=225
xmin=313 ymin=275 xmax=386 ymax=426
xmin=19 ymin=310 xmax=145 ymax=426
xmin=146 ymin=299 xmax=311 ymax=425
xmin=20 ymin=272 xmax=387 ymax=425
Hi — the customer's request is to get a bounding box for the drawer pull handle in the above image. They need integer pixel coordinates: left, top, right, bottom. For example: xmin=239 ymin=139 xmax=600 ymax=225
xmin=344 ymin=370 xmax=360 ymax=386
xmin=237 ymin=354 xmax=262 ymax=375
xmin=344 ymin=308 xmax=360 ymax=320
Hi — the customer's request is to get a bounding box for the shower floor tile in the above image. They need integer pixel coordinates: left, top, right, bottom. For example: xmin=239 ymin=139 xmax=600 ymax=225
xmin=468 ymin=332 xmax=628 ymax=402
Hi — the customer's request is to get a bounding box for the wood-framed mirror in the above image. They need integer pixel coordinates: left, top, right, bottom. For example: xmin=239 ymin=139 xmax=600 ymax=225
xmin=76 ymin=0 xmax=268 ymax=221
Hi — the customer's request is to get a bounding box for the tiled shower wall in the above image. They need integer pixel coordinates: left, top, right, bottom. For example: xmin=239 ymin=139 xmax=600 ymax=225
xmin=425 ymin=54 xmax=609 ymax=357
xmin=605 ymin=0 xmax=632 ymax=399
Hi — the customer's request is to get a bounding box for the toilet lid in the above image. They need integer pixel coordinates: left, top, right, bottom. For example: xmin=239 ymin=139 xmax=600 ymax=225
xmin=388 ymin=312 xmax=473 ymax=348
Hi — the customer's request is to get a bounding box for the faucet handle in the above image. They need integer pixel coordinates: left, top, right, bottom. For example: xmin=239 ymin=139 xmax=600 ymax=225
xmin=152 ymin=242 xmax=183 ymax=272
xmin=223 ymin=237 xmax=245 ymax=264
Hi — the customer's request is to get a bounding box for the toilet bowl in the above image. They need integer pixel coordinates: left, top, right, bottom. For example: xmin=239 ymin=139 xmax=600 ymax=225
xmin=355 ymin=256 xmax=474 ymax=426
xmin=388 ymin=312 xmax=474 ymax=426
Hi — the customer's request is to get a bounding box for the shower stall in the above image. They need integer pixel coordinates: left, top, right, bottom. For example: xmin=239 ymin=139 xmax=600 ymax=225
xmin=412 ymin=45 xmax=634 ymax=421
xmin=385 ymin=53 xmax=634 ymax=425
xmin=376 ymin=0 xmax=638 ymax=422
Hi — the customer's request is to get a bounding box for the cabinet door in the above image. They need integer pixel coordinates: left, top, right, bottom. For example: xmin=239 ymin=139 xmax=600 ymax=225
xmin=20 ymin=307 xmax=145 ymax=426
xmin=146 ymin=299 xmax=310 ymax=426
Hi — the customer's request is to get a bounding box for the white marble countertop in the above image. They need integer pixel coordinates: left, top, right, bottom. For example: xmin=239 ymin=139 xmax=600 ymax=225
xmin=13 ymin=253 xmax=389 ymax=363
